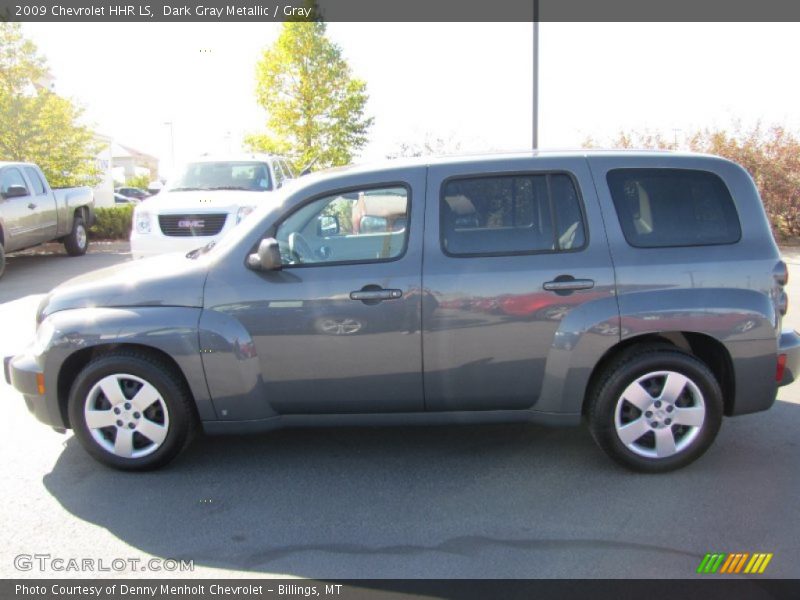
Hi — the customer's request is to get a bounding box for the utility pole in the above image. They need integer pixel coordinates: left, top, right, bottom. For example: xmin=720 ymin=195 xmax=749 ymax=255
xmin=532 ymin=0 xmax=540 ymax=150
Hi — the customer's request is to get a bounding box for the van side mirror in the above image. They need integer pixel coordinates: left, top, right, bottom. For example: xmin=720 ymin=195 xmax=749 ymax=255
xmin=3 ymin=185 xmax=29 ymax=199
xmin=247 ymin=238 xmax=282 ymax=272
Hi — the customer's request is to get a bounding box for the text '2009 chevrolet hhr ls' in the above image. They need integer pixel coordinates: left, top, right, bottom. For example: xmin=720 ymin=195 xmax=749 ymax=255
xmin=5 ymin=151 xmax=799 ymax=472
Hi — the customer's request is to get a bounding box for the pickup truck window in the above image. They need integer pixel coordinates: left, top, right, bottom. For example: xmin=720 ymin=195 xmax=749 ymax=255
xmin=1 ymin=168 xmax=29 ymax=196
xmin=23 ymin=167 xmax=46 ymax=195
xmin=440 ymin=173 xmax=586 ymax=256
xmin=276 ymin=186 xmax=409 ymax=266
xmin=607 ymin=168 xmax=741 ymax=248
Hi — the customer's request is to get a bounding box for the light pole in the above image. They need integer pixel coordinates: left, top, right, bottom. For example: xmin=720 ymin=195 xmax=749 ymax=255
xmin=163 ymin=121 xmax=175 ymax=171
xmin=532 ymin=0 xmax=539 ymax=150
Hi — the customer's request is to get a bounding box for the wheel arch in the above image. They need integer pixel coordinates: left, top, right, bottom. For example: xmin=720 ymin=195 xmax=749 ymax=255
xmin=582 ymin=331 xmax=736 ymax=417
xmin=56 ymin=343 xmax=196 ymax=428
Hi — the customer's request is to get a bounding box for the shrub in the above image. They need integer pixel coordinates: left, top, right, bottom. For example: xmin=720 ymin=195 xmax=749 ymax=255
xmin=90 ymin=205 xmax=133 ymax=240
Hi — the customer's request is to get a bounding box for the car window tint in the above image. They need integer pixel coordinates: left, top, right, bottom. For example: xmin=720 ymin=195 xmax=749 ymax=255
xmin=276 ymin=186 xmax=410 ymax=266
xmin=440 ymin=173 xmax=585 ymax=256
xmin=607 ymin=168 xmax=741 ymax=247
xmin=1 ymin=168 xmax=29 ymax=195
xmin=23 ymin=167 xmax=46 ymax=195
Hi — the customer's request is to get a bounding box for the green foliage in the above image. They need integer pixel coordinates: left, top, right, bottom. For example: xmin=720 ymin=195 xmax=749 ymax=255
xmin=245 ymin=21 xmax=373 ymax=173
xmin=90 ymin=205 xmax=133 ymax=240
xmin=0 ymin=23 xmax=101 ymax=188
xmin=584 ymin=123 xmax=800 ymax=240
xmin=124 ymin=173 xmax=151 ymax=191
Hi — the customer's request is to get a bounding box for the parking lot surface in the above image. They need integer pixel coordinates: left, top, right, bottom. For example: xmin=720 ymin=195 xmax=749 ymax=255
xmin=1 ymin=245 xmax=799 ymax=579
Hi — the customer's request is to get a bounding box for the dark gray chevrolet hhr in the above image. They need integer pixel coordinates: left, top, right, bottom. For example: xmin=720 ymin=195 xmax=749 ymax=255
xmin=6 ymin=151 xmax=800 ymax=472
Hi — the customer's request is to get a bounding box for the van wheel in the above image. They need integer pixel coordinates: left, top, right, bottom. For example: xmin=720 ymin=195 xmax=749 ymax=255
xmin=0 ymin=241 xmax=5 ymax=279
xmin=68 ymin=351 xmax=196 ymax=470
xmin=64 ymin=214 xmax=88 ymax=256
xmin=588 ymin=345 xmax=723 ymax=473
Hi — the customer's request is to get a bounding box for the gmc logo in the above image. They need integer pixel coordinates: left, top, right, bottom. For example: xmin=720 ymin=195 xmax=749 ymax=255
xmin=178 ymin=219 xmax=204 ymax=228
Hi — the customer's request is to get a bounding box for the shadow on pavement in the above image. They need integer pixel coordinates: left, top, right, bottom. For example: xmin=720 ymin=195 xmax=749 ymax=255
xmin=41 ymin=400 xmax=800 ymax=578
xmin=0 ymin=251 xmax=131 ymax=304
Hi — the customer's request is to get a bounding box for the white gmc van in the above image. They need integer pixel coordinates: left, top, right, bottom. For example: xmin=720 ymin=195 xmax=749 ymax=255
xmin=130 ymin=154 xmax=293 ymax=258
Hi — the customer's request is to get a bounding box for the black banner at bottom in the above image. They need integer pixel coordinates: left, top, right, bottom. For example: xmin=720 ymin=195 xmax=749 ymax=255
xmin=4 ymin=579 xmax=800 ymax=600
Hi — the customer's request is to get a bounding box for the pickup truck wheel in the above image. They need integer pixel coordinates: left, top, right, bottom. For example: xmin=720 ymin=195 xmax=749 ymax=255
xmin=64 ymin=215 xmax=88 ymax=256
xmin=588 ymin=345 xmax=723 ymax=473
xmin=68 ymin=352 xmax=196 ymax=470
xmin=0 ymin=241 xmax=5 ymax=279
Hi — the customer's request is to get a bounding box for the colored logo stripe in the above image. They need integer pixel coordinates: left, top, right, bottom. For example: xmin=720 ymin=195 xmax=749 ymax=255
xmin=697 ymin=552 xmax=773 ymax=574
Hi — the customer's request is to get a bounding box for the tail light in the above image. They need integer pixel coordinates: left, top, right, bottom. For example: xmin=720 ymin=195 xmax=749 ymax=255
xmin=777 ymin=354 xmax=787 ymax=382
xmin=774 ymin=260 xmax=789 ymax=286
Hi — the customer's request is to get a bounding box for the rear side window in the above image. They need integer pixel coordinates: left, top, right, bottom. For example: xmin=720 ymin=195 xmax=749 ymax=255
xmin=440 ymin=173 xmax=586 ymax=256
xmin=607 ymin=168 xmax=741 ymax=248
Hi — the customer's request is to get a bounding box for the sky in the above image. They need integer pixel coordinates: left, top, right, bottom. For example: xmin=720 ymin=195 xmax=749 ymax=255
xmin=22 ymin=22 xmax=800 ymax=178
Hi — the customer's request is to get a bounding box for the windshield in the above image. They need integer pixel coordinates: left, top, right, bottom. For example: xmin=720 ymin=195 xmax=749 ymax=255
xmin=167 ymin=161 xmax=272 ymax=192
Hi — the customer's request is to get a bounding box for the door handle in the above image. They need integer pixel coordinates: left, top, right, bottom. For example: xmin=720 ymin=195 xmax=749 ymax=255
xmin=350 ymin=288 xmax=403 ymax=303
xmin=543 ymin=278 xmax=595 ymax=292
xmin=27 ymin=203 xmax=36 ymax=210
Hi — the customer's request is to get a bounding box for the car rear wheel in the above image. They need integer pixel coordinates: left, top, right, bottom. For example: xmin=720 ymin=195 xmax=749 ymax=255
xmin=0 ymin=241 xmax=5 ymax=279
xmin=68 ymin=351 xmax=196 ymax=470
xmin=588 ymin=344 xmax=723 ymax=473
xmin=64 ymin=214 xmax=88 ymax=256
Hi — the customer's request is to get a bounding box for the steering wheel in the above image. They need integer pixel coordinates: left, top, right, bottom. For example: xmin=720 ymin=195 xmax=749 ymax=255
xmin=288 ymin=232 xmax=314 ymax=262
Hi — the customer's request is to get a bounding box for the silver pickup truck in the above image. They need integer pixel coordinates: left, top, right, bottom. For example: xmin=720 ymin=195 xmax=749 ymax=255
xmin=0 ymin=161 xmax=95 ymax=279
xmin=5 ymin=151 xmax=800 ymax=473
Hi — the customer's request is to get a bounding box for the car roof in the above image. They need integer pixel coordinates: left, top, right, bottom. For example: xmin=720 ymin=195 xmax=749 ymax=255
xmin=297 ymin=149 xmax=726 ymax=186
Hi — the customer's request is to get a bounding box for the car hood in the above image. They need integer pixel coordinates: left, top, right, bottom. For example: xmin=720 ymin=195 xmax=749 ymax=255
xmin=138 ymin=189 xmax=274 ymax=212
xmin=37 ymin=253 xmax=209 ymax=323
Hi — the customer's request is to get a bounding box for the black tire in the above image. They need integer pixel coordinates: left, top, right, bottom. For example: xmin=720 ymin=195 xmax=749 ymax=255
xmin=588 ymin=344 xmax=723 ymax=473
xmin=0 ymin=241 xmax=5 ymax=279
xmin=68 ymin=350 xmax=197 ymax=471
xmin=64 ymin=214 xmax=88 ymax=256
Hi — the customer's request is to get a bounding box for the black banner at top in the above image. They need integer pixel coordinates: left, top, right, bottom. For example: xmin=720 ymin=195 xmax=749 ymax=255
xmin=1 ymin=0 xmax=800 ymax=22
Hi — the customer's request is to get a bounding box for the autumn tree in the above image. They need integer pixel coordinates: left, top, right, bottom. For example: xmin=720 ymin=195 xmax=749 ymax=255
xmin=245 ymin=21 xmax=372 ymax=173
xmin=387 ymin=133 xmax=464 ymax=159
xmin=585 ymin=124 xmax=800 ymax=240
xmin=0 ymin=23 xmax=100 ymax=187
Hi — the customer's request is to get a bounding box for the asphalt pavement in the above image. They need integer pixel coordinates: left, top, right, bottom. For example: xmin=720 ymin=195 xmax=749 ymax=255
xmin=0 ymin=243 xmax=798 ymax=579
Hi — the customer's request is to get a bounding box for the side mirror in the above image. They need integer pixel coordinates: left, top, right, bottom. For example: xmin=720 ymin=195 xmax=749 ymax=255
xmin=247 ymin=237 xmax=282 ymax=272
xmin=317 ymin=215 xmax=340 ymax=236
xmin=3 ymin=185 xmax=28 ymax=199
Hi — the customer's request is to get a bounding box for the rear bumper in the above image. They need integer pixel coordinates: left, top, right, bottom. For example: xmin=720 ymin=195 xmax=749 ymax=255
xmin=4 ymin=352 xmax=66 ymax=429
xmin=779 ymin=329 xmax=800 ymax=387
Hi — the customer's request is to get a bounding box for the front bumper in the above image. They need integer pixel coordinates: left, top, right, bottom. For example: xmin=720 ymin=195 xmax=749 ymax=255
xmin=4 ymin=352 xmax=66 ymax=428
xmin=779 ymin=329 xmax=800 ymax=387
xmin=130 ymin=230 xmax=224 ymax=259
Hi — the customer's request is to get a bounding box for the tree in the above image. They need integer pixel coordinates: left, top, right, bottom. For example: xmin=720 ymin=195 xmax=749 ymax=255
xmin=0 ymin=23 xmax=100 ymax=188
xmin=124 ymin=173 xmax=151 ymax=190
xmin=387 ymin=133 xmax=464 ymax=159
xmin=584 ymin=123 xmax=800 ymax=240
xmin=245 ymin=21 xmax=373 ymax=173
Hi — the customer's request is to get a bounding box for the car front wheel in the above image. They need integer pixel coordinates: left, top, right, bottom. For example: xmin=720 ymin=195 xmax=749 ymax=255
xmin=588 ymin=345 xmax=723 ymax=473
xmin=68 ymin=351 xmax=196 ymax=470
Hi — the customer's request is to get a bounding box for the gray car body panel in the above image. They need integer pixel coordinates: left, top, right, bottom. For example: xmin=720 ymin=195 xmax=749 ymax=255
xmin=7 ymin=151 xmax=798 ymax=435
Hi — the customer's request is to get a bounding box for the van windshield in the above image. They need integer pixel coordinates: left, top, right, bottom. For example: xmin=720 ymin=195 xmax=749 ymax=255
xmin=168 ymin=161 xmax=272 ymax=192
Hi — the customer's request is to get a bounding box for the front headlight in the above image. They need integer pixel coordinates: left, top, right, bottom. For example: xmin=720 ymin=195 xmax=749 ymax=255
xmin=236 ymin=205 xmax=256 ymax=224
xmin=32 ymin=317 xmax=56 ymax=356
xmin=134 ymin=210 xmax=151 ymax=234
